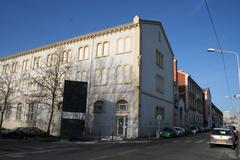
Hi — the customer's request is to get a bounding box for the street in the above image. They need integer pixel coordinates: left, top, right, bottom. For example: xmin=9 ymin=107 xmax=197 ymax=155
xmin=0 ymin=133 xmax=239 ymax=160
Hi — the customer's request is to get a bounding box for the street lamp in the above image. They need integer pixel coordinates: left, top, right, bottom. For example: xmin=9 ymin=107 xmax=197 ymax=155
xmin=207 ymin=48 xmax=240 ymax=90
xmin=207 ymin=48 xmax=240 ymax=132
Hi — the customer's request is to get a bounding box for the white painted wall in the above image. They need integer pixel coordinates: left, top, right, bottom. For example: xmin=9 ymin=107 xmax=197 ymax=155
xmin=139 ymin=21 xmax=174 ymax=136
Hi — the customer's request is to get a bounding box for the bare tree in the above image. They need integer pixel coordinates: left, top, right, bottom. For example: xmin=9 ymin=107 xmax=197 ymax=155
xmin=30 ymin=48 xmax=72 ymax=135
xmin=0 ymin=73 xmax=18 ymax=132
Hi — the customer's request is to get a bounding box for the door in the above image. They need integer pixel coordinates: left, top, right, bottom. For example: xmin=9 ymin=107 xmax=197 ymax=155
xmin=116 ymin=116 xmax=128 ymax=137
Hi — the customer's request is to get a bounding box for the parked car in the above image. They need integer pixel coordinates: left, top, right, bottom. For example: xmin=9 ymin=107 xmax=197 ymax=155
xmin=183 ymin=127 xmax=191 ymax=135
xmin=160 ymin=128 xmax=177 ymax=138
xmin=190 ymin=127 xmax=198 ymax=134
xmin=174 ymin=127 xmax=186 ymax=136
xmin=225 ymin=125 xmax=238 ymax=139
xmin=209 ymin=128 xmax=236 ymax=149
xmin=1 ymin=127 xmax=48 ymax=139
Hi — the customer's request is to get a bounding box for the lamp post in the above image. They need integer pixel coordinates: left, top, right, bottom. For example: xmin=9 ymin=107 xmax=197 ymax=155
xmin=207 ymin=48 xmax=240 ymax=91
xmin=207 ymin=48 xmax=240 ymax=131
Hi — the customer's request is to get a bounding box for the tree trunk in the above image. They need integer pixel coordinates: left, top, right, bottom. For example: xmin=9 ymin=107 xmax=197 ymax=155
xmin=47 ymin=95 xmax=55 ymax=136
xmin=0 ymin=111 xmax=5 ymax=133
xmin=0 ymin=100 xmax=7 ymax=133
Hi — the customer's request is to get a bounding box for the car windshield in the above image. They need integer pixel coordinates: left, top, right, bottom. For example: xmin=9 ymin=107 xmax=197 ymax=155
xmin=163 ymin=128 xmax=172 ymax=131
xmin=212 ymin=129 xmax=232 ymax=136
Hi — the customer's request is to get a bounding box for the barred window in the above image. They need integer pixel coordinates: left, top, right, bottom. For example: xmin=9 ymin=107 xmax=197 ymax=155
xmin=116 ymin=100 xmax=128 ymax=111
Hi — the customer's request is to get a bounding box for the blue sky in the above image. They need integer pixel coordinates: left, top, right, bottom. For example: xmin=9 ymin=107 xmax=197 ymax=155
xmin=0 ymin=0 xmax=240 ymax=115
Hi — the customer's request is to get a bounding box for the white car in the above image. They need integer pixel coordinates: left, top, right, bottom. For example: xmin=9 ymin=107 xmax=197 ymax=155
xmin=174 ymin=127 xmax=186 ymax=136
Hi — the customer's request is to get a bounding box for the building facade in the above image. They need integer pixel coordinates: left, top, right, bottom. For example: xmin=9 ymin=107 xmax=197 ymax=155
xmin=211 ymin=103 xmax=223 ymax=128
xmin=177 ymin=70 xmax=204 ymax=128
xmin=203 ymin=88 xmax=213 ymax=128
xmin=173 ymin=58 xmax=185 ymax=127
xmin=0 ymin=16 xmax=174 ymax=138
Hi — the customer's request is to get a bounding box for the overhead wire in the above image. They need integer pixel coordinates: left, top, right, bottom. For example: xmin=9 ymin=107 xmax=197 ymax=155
xmin=204 ymin=0 xmax=234 ymax=110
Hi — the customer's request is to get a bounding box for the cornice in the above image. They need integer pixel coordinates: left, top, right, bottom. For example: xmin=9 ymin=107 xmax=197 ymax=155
xmin=0 ymin=22 xmax=139 ymax=62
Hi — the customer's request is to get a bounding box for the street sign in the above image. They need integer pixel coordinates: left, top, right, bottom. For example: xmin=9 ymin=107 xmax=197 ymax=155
xmin=157 ymin=115 xmax=162 ymax=121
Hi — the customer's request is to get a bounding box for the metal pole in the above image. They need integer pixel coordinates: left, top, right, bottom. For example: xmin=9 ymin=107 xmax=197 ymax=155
xmin=216 ymin=50 xmax=240 ymax=151
xmin=223 ymin=51 xmax=240 ymax=132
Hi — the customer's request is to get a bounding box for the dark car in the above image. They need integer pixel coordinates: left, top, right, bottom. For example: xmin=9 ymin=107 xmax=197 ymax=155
xmin=225 ymin=125 xmax=238 ymax=139
xmin=160 ymin=128 xmax=177 ymax=138
xmin=1 ymin=127 xmax=47 ymax=139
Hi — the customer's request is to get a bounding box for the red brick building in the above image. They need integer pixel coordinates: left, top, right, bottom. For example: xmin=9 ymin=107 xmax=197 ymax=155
xmin=177 ymin=70 xmax=204 ymax=127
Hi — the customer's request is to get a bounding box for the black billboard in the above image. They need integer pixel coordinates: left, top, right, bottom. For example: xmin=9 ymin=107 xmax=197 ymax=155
xmin=60 ymin=80 xmax=88 ymax=139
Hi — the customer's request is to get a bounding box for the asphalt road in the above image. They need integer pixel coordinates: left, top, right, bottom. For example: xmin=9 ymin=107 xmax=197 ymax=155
xmin=0 ymin=132 xmax=239 ymax=160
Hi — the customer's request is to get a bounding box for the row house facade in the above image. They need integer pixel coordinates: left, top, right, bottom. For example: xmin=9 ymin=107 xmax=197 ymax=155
xmin=203 ymin=88 xmax=213 ymax=128
xmin=177 ymin=70 xmax=204 ymax=128
xmin=211 ymin=103 xmax=223 ymax=128
xmin=172 ymin=59 xmax=184 ymax=127
xmin=0 ymin=16 xmax=174 ymax=138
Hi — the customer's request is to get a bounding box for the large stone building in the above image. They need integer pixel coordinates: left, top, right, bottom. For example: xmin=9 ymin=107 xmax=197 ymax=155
xmin=0 ymin=16 xmax=174 ymax=138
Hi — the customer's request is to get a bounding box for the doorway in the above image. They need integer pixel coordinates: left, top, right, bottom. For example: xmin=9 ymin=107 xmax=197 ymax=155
xmin=116 ymin=116 xmax=128 ymax=137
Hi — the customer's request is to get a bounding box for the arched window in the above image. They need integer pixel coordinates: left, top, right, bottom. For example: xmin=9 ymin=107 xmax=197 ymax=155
xmin=125 ymin=37 xmax=131 ymax=52
xmin=78 ymin=47 xmax=84 ymax=60
xmin=96 ymin=43 xmax=102 ymax=57
xmin=117 ymin=38 xmax=124 ymax=53
xmin=103 ymin=42 xmax=109 ymax=56
xmin=94 ymin=101 xmax=105 ymax=113
xmin=84 ymin=46 xmax=89 ymax=59
xmin=116 ymin=65 xmax=123 ymax=83
xmin=67 ymin=50 xmax=72 ymax=63
xmin=116 ymin=100 xmax=128 ymax=111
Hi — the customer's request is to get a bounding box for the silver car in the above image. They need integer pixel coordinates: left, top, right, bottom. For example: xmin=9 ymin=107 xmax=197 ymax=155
xmin=209 ymin=128 xmax=236 ymax=149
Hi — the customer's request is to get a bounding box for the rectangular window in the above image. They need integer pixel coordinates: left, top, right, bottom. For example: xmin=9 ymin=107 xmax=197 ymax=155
xmin=77 ymin=70 xmax=88 ymax=81
xmin=158 ymin=31 xmax=161 ymax=42
xmin=94 ymin=68 xmax=107 ymax=85
xmin=156 ymin=106 xmax=164 ymax=120
xmin=94 ymin=69 xmax=102 ymax=85
xmin=28 ymin=104 xmax=35 ymax=121
xmin=156 ymin=75 xmax=164 ymax=93
xmin=16 ymin=104 xmax=23 ymax=120
xmin=116 ymin=65 xmax=131 ymax=84
xmin=116 ymin=103 xmax=128 ymax=111
xmin=156 ymin=49 xmax=164 ymax=68
xmin=5 ymin=105 xmax=11 ymax=119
